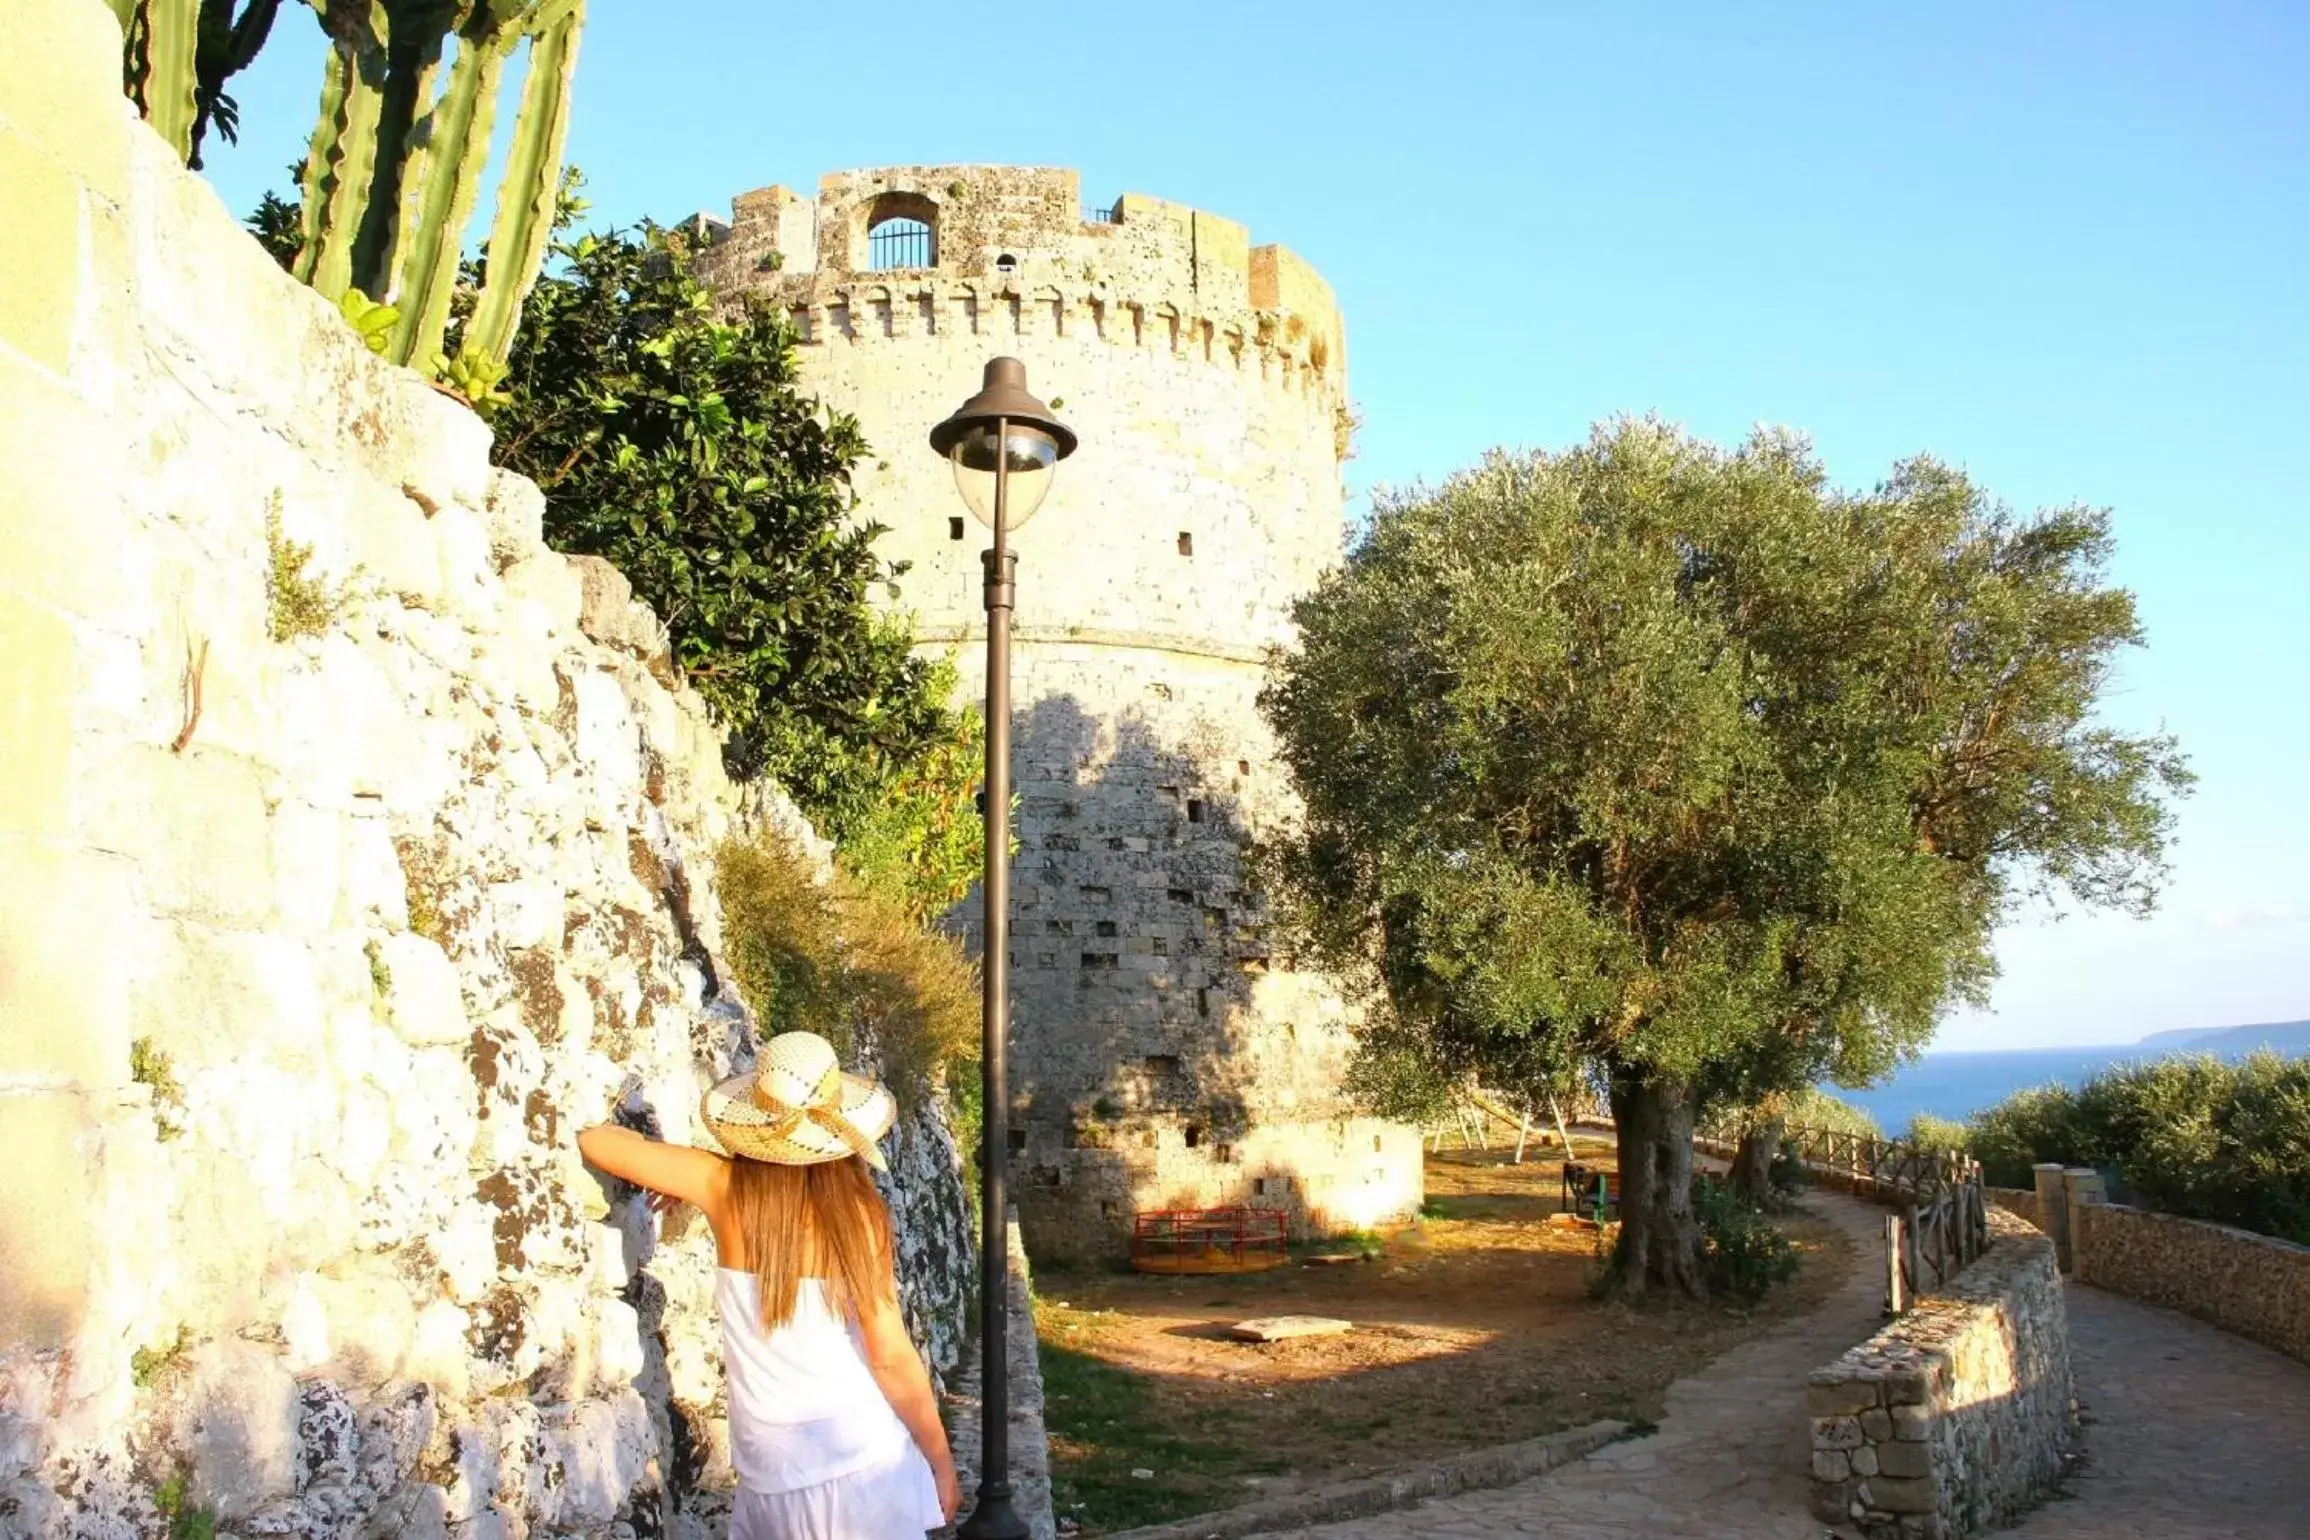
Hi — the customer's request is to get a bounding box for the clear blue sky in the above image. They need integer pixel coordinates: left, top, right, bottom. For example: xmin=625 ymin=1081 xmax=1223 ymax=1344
xmin=203 ymin=2 xmax=2309 ymax=1052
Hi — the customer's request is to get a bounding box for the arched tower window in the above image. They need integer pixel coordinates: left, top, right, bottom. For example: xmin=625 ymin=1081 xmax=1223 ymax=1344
xmin=864 ymin=192 xmax=937 ymax=270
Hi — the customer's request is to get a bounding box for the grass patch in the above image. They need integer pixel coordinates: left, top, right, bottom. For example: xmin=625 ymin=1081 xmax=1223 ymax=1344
xmin=1037 ymin=1299 xmax=1289 ymax=1533
xmin=128 ymin=1038 xmax=186 ymax=1142
xmin=131 ymin=1325 xmax=191 ymax=1388
xmin=264 ymin=498 xmax=356 ymax=643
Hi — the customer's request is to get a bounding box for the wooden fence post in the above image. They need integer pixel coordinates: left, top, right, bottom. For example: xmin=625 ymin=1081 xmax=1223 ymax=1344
xmin=1884 ymin=1211 xmax=1905 ymax=1316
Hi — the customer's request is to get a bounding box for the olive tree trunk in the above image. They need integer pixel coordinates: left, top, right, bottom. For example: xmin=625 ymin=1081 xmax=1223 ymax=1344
xmin=1608 ymin=1072 xmax=1708 ymax=1298
xmin=1729 ymin=1113 xmax=1785 ymax=1207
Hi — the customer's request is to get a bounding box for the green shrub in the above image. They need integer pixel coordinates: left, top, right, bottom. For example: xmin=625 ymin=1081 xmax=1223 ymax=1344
xmin=716 ymin=832 xmax=978 ymax=1115
xmin=1690 ymin=1175 xmax=1801 ymax=1301
xmin=1967 ymin=1053 xmax=2310 ymax=1243
xmin=1905 ymin=1113 xmax=1971 ymax=1153
xmin=1786 ymin=1087 xmax=1882 ymax=1138
xmin=489 ymin=220 xmax=959 ymax=817
xmin=264 ymin=500 xmax=354 ymax=642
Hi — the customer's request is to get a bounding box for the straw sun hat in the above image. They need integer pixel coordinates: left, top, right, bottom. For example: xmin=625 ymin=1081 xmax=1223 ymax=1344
xmin=699 ymin=1032 xmax=897 ymax=1172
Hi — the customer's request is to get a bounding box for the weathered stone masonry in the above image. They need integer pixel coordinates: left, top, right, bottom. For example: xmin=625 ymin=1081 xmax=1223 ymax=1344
xmin=696 ymin=166 xmax=1424 ymax=1262
xmin=0 ymin=9 xmax=970 ymax=1535
xmin=1806 ymin=1209 xmax=2074 ymax=1540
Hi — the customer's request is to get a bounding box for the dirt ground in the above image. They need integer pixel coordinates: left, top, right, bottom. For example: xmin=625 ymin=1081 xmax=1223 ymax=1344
xmin=1033 ymin=1136 xmax=1854 ymax=1534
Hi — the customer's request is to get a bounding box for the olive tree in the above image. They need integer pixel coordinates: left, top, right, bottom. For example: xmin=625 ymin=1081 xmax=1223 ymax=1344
xmin=1260 ymin=419 xmax=2189 ymax=1296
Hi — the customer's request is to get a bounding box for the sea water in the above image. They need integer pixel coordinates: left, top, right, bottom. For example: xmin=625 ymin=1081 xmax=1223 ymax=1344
xmin=1832 ymin=1032 xmax=2309 ymax=1134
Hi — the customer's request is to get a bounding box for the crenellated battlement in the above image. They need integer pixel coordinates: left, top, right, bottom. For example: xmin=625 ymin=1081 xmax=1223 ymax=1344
xmin=692 ymin=164 xmax=1346 ymax=403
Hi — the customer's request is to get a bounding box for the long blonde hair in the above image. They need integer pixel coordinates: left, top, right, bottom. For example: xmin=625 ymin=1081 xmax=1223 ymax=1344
xmin=725 ymin=1154 xmax=895 ymax=1329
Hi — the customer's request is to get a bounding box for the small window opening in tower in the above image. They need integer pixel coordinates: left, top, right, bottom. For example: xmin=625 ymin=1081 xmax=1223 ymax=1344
xmin=1237 ymin=759 xmax=1251 ymax=777
xmin=1253 ymin=1177 xmax=1269 ymax=1196
xmin=867 ymin=214 xmax=934 ymax=270
xmin=948 ymin=516 xmax=965 ymax=541
xmin=1187 ymin=799 xmax=1205 ymax=823
xmin=995 ymin=253 xmax=1018 ymax=276
xmin=1177 ymin=531 xmax=1193 ymax=556
xmin=1009 ymin=1128 xmax=1027 ymax=1153
xmin=1215 ymin=1143 xmax=1234 ymax=1164
xmin=1372 ymin=1135 xmax=1383 ymax=1153
xmin=1144 ymin=1054 xmax=1181 ymax=1076
xmin=1185 ymin=1125 xmax=1204 ymax=1148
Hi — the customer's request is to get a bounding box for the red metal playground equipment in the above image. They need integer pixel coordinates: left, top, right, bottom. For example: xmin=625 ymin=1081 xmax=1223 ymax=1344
xmin=1129 ymin=1206 xmax=1290 ymax=1274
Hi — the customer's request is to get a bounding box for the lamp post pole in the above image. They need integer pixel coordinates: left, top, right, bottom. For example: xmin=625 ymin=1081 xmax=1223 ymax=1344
xmin=966 ymin=417 xmax=1024 ymax=1540
xmin=931 ymin=359 xmax=1073 ymax=1540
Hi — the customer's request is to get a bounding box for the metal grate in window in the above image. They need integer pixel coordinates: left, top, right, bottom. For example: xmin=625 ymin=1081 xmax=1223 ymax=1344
xmin=867 ymin=216 xmax=933 ymax=270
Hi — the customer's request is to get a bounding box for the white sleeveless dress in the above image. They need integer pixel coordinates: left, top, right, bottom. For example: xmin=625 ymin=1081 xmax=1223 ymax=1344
xmin=717 ymin=1268 xmax=945 ymax=1539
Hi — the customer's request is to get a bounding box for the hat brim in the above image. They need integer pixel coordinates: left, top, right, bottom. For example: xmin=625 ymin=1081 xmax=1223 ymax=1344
xmin=699 ymin=1067 xmax=897 ymax=1171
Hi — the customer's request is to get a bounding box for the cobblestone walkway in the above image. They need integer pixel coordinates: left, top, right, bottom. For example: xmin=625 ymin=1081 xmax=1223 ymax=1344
xmin=1252 ymin=1191 xmax=2310 ymax=1539
xmin=2010 ymin=1283 xmax=2310 ymax=1539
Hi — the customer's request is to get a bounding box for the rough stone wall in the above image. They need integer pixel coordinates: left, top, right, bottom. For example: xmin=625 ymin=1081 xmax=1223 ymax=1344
xmin=2071 ymin=1201 xmax=2310 ymax=1366
xmin=1985 ymin=1187 xmax=2041 ymax=1231
xmin=1805 ymin=1211 xmax=2073 ymax=1540
xmin=696 ymin=166 xmax=1421 ymax=1262
xmin=0 ymin=9 xmax=969 ymax=1534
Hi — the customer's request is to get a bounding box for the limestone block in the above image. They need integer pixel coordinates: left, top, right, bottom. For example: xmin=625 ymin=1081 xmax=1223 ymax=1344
xmin=268 ymin=799 xmax=350 ymax=935
xmin=0 ymin=125 xmax=81 ymax=375
xmin=1850 ymin=1443 xmax=1880 ymax=1478
xmin=1859 ymin=1475 xmax=1938 ymax=1515
xmin=0 ymin=595 xmax=79 ymax=842
xmin=0 ymin=0 xmax=132 ymax=207
xmin=0 ymin=840 xmax=137 ymax=1082
xmin=0 ymin=1090 xmax=98 ymax=1350
xmin=429 ymin=501 xmax=497 ymax=623
xmin=377 ymin=934 xmax=467 ymax=1046
xmin=555 ymin=1393 xmax=653 ymax=1526
xmin=1813 ymin=1415 xmax=1866 ymax=1451
xmin=433 ymin=1206 xmax=499 ymax=1306
xmin=567 ymin=555 xmax=668 ymax=658
xmin=593 ymin=1298 xmax=646 ymax=1391
xmin=177 ymin=1339 xmax=299 ymax=1519
xmin=485 ymin=878 xmax=565 ymax=953
xmin=341 ymin=812 xmax=410 ymax=928
xmin=1875 ymin=1437 xmax=1934 ymax=1479
xmin=336 ymin=473 xmax=443 ymax=610
xmin=1890 ymin=1402 xmax=1932 ymax=1440
xmin=403 ymin=1301 xmax=473 ymax=1403
xmin=389 ymin=378 xmax=494 ymax=524
xmin=484 ymin=469 xmax=546 ymax=569
xmin=303 ymin=1272 xmax=418 ymax=1390
xmin=0 ymin=356 xmax=135 ymax=626
xmin=75 ymin=743 xmax=274 ymax=925
xmin=502 ymin=550 xmax=584 ymax=641
xmin=1812 ymin=1450 xmax=1851 ymax=1482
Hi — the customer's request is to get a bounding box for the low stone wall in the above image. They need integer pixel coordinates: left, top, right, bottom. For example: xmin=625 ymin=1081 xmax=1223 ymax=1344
xmin=1986 ymin=1187 xmax=2040 ymax=1230
xmin=1806 ymin=1210 xmax=2072 ymax=1539
xmin=945 ymin=1215 xmax=1057 ymax=1540
xmin=2072 ymin=1202 xmax=2310 ymax=1366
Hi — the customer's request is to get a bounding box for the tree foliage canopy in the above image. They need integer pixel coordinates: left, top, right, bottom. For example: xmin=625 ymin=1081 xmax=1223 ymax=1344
xmin=1262 ymin=419 xmax=2190 ymax=1290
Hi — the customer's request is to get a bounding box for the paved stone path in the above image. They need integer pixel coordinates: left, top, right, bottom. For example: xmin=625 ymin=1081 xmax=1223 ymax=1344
xmin=1252 ymin=1189 xmax=2310 ymax=1539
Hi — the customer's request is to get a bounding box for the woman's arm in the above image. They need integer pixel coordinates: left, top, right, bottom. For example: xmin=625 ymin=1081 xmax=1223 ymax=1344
xmin=576 ymin=1124 xmax=726 ymax=1210
xmin=856 ymin=1275 xmax=961 ymax=1522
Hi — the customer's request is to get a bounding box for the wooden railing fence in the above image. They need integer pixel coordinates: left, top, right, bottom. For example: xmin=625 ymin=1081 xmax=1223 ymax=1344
xmin=1697 ymin=1119 xmax=1990 ymax=1317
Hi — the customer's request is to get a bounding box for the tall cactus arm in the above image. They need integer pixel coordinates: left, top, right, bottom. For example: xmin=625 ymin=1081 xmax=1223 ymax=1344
xmin=125 ymin=0 xmax=201 ymax=161
xmin=188 ymin=0 xmax=285 ymax=167
xmin=347 ymin=0 xmax=461 ymax=301
xmin=383 ymin=13 xmax=513 ymax=368
xmin=463 ymin=0 xmax=583 ymax=367
xmin=294 ymin=12 xmax=387 ymax=299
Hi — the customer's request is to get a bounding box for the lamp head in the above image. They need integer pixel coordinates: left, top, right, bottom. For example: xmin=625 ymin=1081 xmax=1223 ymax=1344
xmin=928 ymin=358 xmax=1076 ymax=529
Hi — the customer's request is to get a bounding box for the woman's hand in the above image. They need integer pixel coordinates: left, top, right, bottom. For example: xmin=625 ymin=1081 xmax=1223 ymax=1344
xmin=647 ymin=1190 xmax=684 ymax=1216
xmin=936 ymin=1460 xmax=962 ymax=1523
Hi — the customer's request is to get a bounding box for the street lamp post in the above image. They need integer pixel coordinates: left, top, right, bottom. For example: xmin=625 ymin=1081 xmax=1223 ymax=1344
xmin=930 ymin=357 xmax=1077 ymax=1540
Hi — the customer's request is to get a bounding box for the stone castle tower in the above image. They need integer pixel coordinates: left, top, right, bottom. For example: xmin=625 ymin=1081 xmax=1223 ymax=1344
xmin=694 ymin=165 xmax=1423 ymax=1260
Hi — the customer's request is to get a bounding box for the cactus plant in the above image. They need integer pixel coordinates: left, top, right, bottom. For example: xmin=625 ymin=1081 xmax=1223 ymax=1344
xmin=117 ymin=0 xmax=584 ymax=397
xmin=114 ymin=1 xmax=286 ymax=168
xmin=289 ymin=0 xmax=585 ymax=386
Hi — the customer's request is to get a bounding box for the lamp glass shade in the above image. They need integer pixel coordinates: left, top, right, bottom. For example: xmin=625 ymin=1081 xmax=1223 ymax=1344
xmin=949 ymin=422 xmax=1061 ymax=529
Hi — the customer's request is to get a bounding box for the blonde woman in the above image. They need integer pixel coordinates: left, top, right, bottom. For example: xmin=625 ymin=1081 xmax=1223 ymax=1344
xmin=578 ymin=1032 xmax=959 ymax=1539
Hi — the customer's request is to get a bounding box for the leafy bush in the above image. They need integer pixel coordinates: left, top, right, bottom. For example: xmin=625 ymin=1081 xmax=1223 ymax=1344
xmin=1787 ymin=1088 xmax=1883 ymax=1138
xmin=716 ymin=832 xmax=978 ymax=1115
xmin=1905 ymin=1113 xmax=1972 ymax=1153
xmin=489 ymin=221 xmax=959 ymax=816
xmin=1968 ymin=1052 xmax=2310 ymax=1244
xmin=1690 ymin=1175 xmax=1801 ymax=1301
